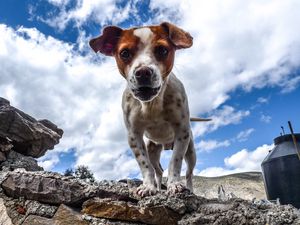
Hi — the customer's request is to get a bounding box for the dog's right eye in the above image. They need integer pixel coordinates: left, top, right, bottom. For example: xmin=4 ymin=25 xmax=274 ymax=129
xmin=120 ymin=49 xmax=131 ymax=60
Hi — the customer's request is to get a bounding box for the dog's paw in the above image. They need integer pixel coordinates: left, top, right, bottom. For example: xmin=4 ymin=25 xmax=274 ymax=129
xmin=167 ymin=182 xmax=187 ymax=195
xmin=136 ymin=184 xmax=157 ymax=197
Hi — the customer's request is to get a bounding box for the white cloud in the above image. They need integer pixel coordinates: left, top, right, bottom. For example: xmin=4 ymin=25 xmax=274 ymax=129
xmin=199 ymin=144 xmax=274 ymax=177
xmin=38 ymin=152 xmax=60 ymax=171
xmin=149 ymin=0 xmax=300 ymax=115
xmin=36 ymin=0 xmax=135 ymax=30
xmin=196 ymin=139 xmax=230 ymax=153
xmin=0 ymin=24 xmax=132 ymax=180
xmin=257 ymin=97 xmax=269 ymax=104
xmin=192 ymin=105 xmax=250 ymax=138
xmin=236 ymin=128 xmax=255 ymax=142
xmin=280 ymin=76 xmax=300 ymax=93
xmin=260 ymin=114 xmax=272 ymax=123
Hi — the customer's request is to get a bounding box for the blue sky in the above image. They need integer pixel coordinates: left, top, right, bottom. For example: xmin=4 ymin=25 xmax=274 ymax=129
xmin=0 ymin=0 xmax=300 ymax=178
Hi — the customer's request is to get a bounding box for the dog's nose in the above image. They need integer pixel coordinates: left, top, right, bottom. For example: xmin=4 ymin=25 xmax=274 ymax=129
xmin=135 ymin=67 xmax=153 ymax=86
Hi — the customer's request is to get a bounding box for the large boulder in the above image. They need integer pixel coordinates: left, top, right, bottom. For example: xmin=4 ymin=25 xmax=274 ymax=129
xmin=0 ymin=97 xmax=63 ymax=158
xmin=0 ymin=171 xmax=135 ymax=206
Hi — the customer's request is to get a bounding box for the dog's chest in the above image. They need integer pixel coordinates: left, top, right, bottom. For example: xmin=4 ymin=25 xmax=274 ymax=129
xmin=144 ymin=117 xmax=174 ymax=143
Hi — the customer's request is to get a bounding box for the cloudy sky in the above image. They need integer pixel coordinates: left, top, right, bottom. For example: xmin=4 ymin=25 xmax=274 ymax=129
xmin=1 ymin=0 xmax=300 ymax=179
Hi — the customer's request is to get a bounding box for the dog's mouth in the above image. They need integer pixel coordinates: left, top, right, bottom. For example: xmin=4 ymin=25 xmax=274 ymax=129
xmin=132 ymin=86 xmax=161 ymax=101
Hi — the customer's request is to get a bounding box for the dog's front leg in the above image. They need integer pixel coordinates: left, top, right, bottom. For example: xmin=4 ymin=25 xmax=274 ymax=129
xmin=128 ymin=132 xmax=157 ymax=197
xmin=167 ymin=129 xmax=190 ymax=194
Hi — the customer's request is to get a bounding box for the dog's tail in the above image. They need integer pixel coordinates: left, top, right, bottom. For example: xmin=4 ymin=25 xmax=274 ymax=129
xmin=190 ymin=117 xmax=212 ymax=122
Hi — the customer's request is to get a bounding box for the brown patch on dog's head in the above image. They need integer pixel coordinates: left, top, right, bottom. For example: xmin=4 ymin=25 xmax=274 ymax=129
xmin=160 ymin=22 xmax=193 ymax=49
xmin=89 ymin=26 xmax=123 ymax=56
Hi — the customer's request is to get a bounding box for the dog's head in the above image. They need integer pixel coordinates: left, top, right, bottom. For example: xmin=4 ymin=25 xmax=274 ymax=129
xmin=90 ymin=22 xmax=193 ymax=102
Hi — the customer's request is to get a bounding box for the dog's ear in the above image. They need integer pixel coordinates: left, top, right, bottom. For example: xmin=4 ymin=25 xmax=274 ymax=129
xmin=161 ymin=22 xmax=193 ymax=49
xmin=89 ymin=26 xmax=123 ymax=56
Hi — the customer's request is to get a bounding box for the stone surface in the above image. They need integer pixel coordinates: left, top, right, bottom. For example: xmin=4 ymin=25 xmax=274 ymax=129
xmin=24 ymin=200 xmax=57 ymax=218
xmin=22 ymin=215 xmax=54 ymax=225
xmin=0 ymin=191 xmax=57 ymax=225
xmin=82 ymin=197 xmax=180 ymax=225
xmin=0 ymin=151 xmax=6 ymax=161
xmin=0 ymin=97 xmax=63 ymax=158
xmin=0 ymin=151 xmax=43 ymax=171
xmin=0 ymin=137 xmax=13 ymax=153
xmin=0 ymin=198 xmax=13 ymax=225
xmin=53 ymin=204 xmax=88 ymax=225
xmin=178 ymin=199 xmax=300 ymax=225
xmin=1 ymin=170 xmax=98 ymax=206
xmin=1 ymin=171 xmax=139 ymax=207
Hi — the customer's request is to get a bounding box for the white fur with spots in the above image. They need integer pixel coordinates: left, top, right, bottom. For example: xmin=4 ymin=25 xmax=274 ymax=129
xmin=127 ymin=28 xmax=162 ymax=95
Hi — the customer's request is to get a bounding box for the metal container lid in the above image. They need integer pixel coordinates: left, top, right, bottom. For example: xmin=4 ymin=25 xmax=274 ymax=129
xmin=262 ymin=133 xmax=300 ymax=164
xmin=274 ymin=133 xmax=300 ymax=145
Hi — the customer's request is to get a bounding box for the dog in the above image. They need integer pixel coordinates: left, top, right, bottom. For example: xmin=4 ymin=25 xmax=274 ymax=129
xmin=90 ymin=22 xmax=201 ymax=196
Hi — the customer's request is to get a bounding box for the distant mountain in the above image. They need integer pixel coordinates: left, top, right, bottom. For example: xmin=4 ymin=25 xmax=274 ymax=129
xmin=192 ymin=172 xmax=266 ymax=200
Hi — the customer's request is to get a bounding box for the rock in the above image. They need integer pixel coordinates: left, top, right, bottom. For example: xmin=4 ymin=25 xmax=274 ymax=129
xmin=0 ymin=169 xmax=299 ymax=225
xmin=1 ymin=170 xmax=98 ymax=206
xmin=24 ymin=200 xmax=57 ymax=218
xmin=0 ymin=97 xmax=10 ymax=106
xmin=0 ymin=98 xmax=63 ymax=158
xmin=0 ymin=191 xmax=57 ymax=225
xmin=0 ymin=151 xmax=43 ymax=171
xmin=0 ymin=151 xmax=6 ymax=162
xmin=82 ymin=197 xmax=180 ymax=225
xmin=53 ymin=204 xmax=88 ymax=225
xmin=1 ymin=171 xmax=138 ymax=207
xmin=0 ymin=137 xmax=13 ymax=153
xmin=22 ymin=215 xmax=54 ymax=225
xmin=83 ymin=215 xmax=146 ymax=225
xmin=178 ymin=198 xmax=300 ymax=225
xmin=0 ymin=198 xmax=13 ymax=225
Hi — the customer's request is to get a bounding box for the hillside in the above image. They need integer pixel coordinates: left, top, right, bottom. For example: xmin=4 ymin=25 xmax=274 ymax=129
xmin=193 ymin=172 xmax=266 ymax=200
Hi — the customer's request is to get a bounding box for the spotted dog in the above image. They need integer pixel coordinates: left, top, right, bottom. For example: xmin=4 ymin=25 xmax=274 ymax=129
xmin=90 ymin=22 xmax=198 ymax=196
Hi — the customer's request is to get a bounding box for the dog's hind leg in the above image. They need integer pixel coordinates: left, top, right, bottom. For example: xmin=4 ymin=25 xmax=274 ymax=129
xmin=184 ymin=138 xmax=196 ymax=192
xmin=147 ymin=141 xmax=163 ymax=191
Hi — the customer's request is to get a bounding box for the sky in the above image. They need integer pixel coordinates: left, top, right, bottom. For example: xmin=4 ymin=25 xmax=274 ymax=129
xmin=0 ymin=0 xmax=300 ymax=179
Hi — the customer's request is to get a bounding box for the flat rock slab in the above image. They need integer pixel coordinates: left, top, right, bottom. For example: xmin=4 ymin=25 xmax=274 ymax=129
xmin=54 ymin=204 xmax=89 ymax=225
xmin=22 ymin=215 xmax=53 ymax=225
xmin=0 ymin=97 xmax=63 ymax=158
xmin=82 ymin=197 xmax=180 ymax=225
xmin=1 ymin=171 xmax=98 ymax=206
xmin=0 ymin=171 xmax=136 ymax=207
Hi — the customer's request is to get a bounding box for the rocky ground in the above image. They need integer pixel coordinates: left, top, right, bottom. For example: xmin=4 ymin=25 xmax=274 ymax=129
xmin=1 ymin=96 xmax=300 ymax=225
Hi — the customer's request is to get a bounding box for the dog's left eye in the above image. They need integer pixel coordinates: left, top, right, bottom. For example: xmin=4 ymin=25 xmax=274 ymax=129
xmin=155 ymin=46 xmax=169 ymax=59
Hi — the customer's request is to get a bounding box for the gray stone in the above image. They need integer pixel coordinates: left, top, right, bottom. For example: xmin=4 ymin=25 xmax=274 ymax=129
xmin=53 ymin=204 xmax=88 ymax=225
xmin=0 ymin=151 xmax=43 ymax=171
xmin=22 ymin=215 xmax=54 ymax=225
xmin=0 ymin=98 xmax=63 ymax=158
xmin=24 ymin=200 xmax=57 ymax=218
xmin=178 ymin=198 xmax=300 ymax=225
xmin=0 ymin=151 xmax=6 ymax=162
xmin=0 ymin=198 xmax=13 ymax=225
xmin=1 ymin=171 xmax=98 ymax=206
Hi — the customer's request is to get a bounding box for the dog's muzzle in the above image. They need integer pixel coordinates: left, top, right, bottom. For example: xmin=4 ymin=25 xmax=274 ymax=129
xmin=131 ymin=67 xmax=161 ymax=101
